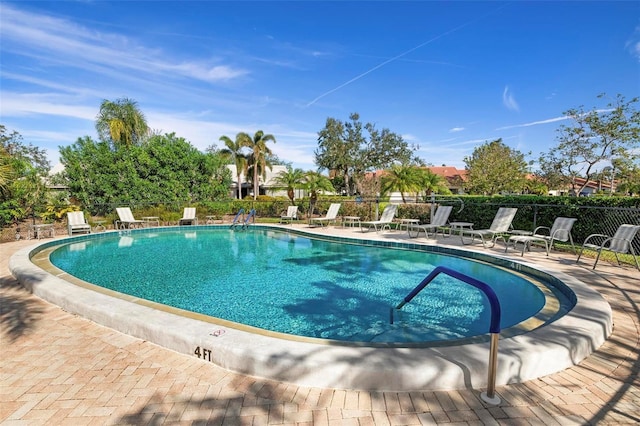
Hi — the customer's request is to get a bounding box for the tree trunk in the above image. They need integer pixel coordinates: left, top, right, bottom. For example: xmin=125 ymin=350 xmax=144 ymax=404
xmin=344 ymin=171 xmax=351 ymax=196
xmin=309 ymin=192 xmax=317 ymax=218
xmin=253 ymin=172 xmax=259 ymax=200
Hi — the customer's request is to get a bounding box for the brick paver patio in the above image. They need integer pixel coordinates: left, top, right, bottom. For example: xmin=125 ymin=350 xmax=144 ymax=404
xmin=1 ymin=226 xmax=638 ymax=425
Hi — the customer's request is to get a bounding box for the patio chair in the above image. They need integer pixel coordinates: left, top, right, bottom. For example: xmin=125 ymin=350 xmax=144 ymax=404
xmin=66 ymin=211 xmax=92 ymax=236
xmin=461 ymin=207 xmax=518 ymax=248
xmin=280 ymin=205 xmax=299 ymax=224
xmin=576 ymin=224 xmax=640 ymax=271
xmin=179 ymin=207 xmax=198 ymax=225
xmin=505 ymin=217 xmax=577 ymax=256
xmin=115 ymin=207 xmax=145 ymax=229
xmin=361 ymin=204 xmax=398 ymax=232
xmin=407 ymin=205 xmax=453 ymax=238
xmin=309 ymin=203 xmax=341 ymax=227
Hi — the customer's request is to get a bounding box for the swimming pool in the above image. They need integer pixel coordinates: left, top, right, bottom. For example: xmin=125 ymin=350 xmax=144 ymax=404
xmin=11 ymin=225 xmax=611 ymax=391
xmin=48 ymin=228 xmax=562 ymax=344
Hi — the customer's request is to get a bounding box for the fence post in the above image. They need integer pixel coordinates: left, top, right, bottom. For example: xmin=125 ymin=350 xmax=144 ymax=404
xmin=430 ymin=194 xmax=436 ymax=223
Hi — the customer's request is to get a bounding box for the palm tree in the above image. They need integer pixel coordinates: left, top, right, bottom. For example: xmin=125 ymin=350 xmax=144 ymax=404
xmin=244 ymin=130 xmax=276 ymax=200
xmin=219 ymin=134 xmax=250 ymax=199
xmin=0 ymin=146 xmax=13 ymax=192
xmin=302 ymin=171 xmax=335 ymax=217
xmin=380 ymin=164 xmax=422 ymax=203
xmin=417 ymin=168 xmax=451 ymax=199
xmin=272 ymin=166 xmax=305 ymax=204
xmin=95 ymin=98 xmax=149 ymax=148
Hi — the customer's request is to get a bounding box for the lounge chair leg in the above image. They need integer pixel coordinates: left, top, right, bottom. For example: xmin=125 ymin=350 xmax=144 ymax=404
xmin=569 ymin=235 xmax=576 ymax=254
xmin=592 ymin=250 xmax=602 ymax=270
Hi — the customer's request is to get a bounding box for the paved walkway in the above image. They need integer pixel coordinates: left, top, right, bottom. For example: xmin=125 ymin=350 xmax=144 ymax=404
xmin=1 ymin=226 xmax=639 ymax=425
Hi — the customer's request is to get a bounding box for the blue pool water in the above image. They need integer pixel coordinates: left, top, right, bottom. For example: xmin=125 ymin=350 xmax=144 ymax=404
xmin=50 ymin=228 xmax=556 ymax=343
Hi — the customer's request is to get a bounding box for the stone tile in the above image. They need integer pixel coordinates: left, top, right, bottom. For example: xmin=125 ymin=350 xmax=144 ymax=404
xmin=2 ymin=233 xmax=638 ymax=425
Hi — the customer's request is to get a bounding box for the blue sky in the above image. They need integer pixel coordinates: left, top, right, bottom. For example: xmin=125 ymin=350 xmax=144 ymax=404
xmin=1 ymin=1 xmax=639 ymax=172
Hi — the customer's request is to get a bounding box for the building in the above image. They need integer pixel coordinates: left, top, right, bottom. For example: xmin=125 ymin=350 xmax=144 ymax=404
xmin=427 ymin=166 xmax=467 ymax=194
xmin=371 ymin=165 xmax=468 ymax=203
xmin=226 ymin=165 xmax=305 ymax=199
xmin=548 ymin=177 xmax=615 ymax=197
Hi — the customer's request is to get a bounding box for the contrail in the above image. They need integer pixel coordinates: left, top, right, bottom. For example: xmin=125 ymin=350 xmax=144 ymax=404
xmin=305 ymin=3 xmax=511 ymax=108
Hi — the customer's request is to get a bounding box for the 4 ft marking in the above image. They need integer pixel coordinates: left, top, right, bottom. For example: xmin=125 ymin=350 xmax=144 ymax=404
xmin=194 ymin=346 xmax=213 ymax=362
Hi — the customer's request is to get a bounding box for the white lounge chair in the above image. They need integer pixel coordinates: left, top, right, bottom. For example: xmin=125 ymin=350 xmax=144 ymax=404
xmin=309 ymin=203 xmax=341 ymax=227
xmin=506 ymin=217 xmax=577 ymax=256
xmin=179 ymin=207 xmax=198 ymax=225
xmin=577 ymin=224 xmax=640 ymax=271
xmin=66 ymin=211 xmax=92 ymax=236
xmin=407 ymin=205 xmax=453 ymax=238
xmin=115 ymin=207 xmax=145 ymax=229
xmin=461 ymin=207 xmax=518 ymax=248
xmin=361 ymin=204 xmax=398 ymax=232
xmin=280 ymin=206 xmax=299 ymax=224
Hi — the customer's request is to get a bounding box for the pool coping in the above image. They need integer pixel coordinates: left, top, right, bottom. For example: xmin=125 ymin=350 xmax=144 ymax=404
xmin=9 ymin=225 xmax=613 ymax=391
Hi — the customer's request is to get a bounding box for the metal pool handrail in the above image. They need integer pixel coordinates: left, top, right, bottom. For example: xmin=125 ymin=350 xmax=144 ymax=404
xmin=242 ymin=209 xmax=256 ymax=229
xmin=231 ymin=209 xmax=256 ymax=231
xmin=230 ymin=208 xmax=245 ymax=229
xmin=390 ymin=266 xmax=502 ymax=404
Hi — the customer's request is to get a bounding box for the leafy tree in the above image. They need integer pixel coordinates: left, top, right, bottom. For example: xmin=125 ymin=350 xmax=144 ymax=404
xmin=613 ymin=157 xmax=640 ymax=195
xmin=272 ymin=165 xmax=305 ymax=204
xmin=302 ymin=171 xmax=335 ymax=217
xmin=464 ymin=139 xmax=529 ymax=195
xmin=219 ymin=134 xmax=250 ymax=200
xmin=315 ymin=117 xmax=357 ymax=195
xmin=0 ymin=126 xmax=51 ymax=226
xmin=95 ymin=97 xmax=150 ymax=148
xmin=60 ymin=133 xmax=231 ymax=214
xmin=538 ymin=94 xmax=640 ymax=195
xmin=243 ymin=130 xmax=276 ymax=200
xmin=58 ymin=137 xmax=114 ymax=209
xmin=315 ymin=113 xmax=416 ymax=196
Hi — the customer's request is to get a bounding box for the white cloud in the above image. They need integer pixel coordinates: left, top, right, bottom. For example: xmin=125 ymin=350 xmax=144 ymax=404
xmin=496 ymin=115 xmax=569 ymax=130
xmin=625 ymin=25 xmax=640 ymax=62
xmin=502 ymin=86 xmax=519 ymax=112
xmin=0 ymin=4 xmax=248 ymax=85
xmin=146 ymin=112 xmax=318 ymax=168
xmin=0 ymin=92 xmax=97 ymax=120
xmin=449 ymin=127 xmax=465 ymax=133
xmin=631 ymin=41 xmax=640 ymax=62
xmin=167 ymin=63 xmax=249 ymax=82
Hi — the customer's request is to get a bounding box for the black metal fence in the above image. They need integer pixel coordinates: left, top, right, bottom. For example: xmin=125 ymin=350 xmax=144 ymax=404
xmin=4 ymin=197 xmax=639 ymax=255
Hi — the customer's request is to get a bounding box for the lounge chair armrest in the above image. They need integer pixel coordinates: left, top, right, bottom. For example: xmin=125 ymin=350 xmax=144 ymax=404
xmin=581 ymin=233 xmax=610 ymax=247
xmin=610 ymin=236 xmax=632 ymax=246
xmin=532 ymin=226 xmax=550 ymax=236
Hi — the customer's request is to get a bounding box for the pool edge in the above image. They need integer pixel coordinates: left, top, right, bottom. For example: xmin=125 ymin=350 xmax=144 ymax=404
xmin=9 ymin=229 xmax=612 ymax=391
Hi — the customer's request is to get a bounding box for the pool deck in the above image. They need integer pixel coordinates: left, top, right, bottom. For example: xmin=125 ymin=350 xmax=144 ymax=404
xmin=1 ymin=224 xmax=639 ymax=425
